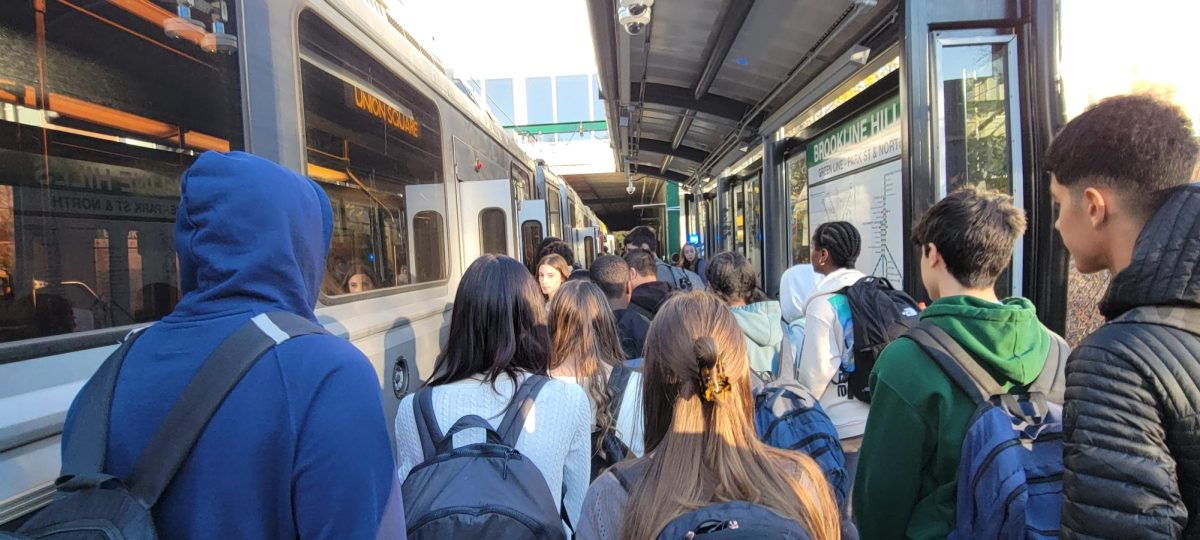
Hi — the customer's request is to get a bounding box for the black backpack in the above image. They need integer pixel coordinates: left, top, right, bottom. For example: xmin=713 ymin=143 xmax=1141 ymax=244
xmin=610 ymin=459 xmax=811 ymax=539
xmin=403 ymin=375 xmax=568 ymax=539
xmin=3 ymin=312 xmax=326 ymax=540
xmin=591 ymin=365 xmax=634 ymax=479
xmin=839 ymin=276 xmax=920 ymax=403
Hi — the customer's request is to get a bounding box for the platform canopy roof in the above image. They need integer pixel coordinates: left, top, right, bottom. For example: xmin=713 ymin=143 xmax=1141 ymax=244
xmin=586 ymin=0 xmax=898 ymax=189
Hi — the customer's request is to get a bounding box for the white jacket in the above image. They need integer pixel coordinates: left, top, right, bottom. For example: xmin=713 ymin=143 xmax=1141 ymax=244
xmin=796 ymin=267 xmax=870 ymax=440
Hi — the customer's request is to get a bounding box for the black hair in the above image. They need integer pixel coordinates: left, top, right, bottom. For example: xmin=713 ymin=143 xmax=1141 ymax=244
xmin=535 ymin=236 xmax=562 ymax=257
xmin=1045 ymin=93 xmax=1199 ymax=219
xmin=589 ymin=255 xmax=630 ymax=300
xmin=813 ymin=221 xmax=862 ymax=269
xmin=624 ymin=225 xmax=659 ymax=253
xmin=538 ymin=240 xmax=575 ymax=267
xmin=705 ymin=251 xmax=765 ymax=305
xmin=625 ymin=248 xmax=658 ymax=278
xmin=427 ymin=254 xmax=550 ymax=387
xmin=912 ymin=186 xmax=1026 ymax=289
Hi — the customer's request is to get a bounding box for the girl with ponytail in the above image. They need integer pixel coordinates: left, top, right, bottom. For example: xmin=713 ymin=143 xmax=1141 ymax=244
xmin=575 ymin=292 xmax=840 ymax=540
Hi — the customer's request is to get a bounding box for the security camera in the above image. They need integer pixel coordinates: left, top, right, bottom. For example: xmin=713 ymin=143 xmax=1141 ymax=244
xmin=619 ymin=5 xmax=652 ymax=35
xmin=626 ymin=183 xmax=637 ymax=195
xmin=619 ymin=0 xmax=655 ymax=9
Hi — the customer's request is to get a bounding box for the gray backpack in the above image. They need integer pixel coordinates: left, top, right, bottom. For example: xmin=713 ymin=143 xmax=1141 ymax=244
xmin=402 ymin=375 xmax=568 ymax=539
xmin=2 ymin=312 xmax=326 ymax=540
xmin=656 ymin=260 xmax=706 ymax=292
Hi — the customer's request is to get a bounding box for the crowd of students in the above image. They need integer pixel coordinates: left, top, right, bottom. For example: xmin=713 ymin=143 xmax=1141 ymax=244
xmin=12 ymin=92 xmax=1198 ymax=540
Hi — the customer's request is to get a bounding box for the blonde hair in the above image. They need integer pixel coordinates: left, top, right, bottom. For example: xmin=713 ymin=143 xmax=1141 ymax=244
xmin=620 ymin=291 xmax=840 ymax=540
xmin=547 ymin=280 xmax=626 ymax=458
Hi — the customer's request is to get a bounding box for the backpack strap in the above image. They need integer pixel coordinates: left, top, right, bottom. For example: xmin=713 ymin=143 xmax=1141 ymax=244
xmin=123 ymin=312 xmax=326 ymax=508
xmin=435 ymin=415 xmax=506 ymax=453
xmin=58 ymin=327 xmax=150 ymax=488
xmin=610 ymin=456 xmax=651 ymax=493
xmin=413 ymin=386 xmax=442 ymax=459
xmin=497 ymin=375 xmax=551 ymax=447
xmin=776 ymin=320 xmax=798 ymax=384
xmin=1027 ymin=330 xmax=1069 ymax=403
xmin=906 ymin=322 xmax=1001 ymax=404
xmin=608 ymin=365 xmax=632 ymax=421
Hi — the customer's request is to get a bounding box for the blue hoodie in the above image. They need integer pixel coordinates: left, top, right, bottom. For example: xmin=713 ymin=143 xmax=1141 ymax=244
xmin=63 ymin=152 xmax=394 ymax=539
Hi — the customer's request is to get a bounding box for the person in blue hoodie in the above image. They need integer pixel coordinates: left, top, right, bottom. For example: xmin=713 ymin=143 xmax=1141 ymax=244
xmin=705 ymin=251 xmax=784 ymax=378
xmin=62 ymin=151 xmax=395 ymax=539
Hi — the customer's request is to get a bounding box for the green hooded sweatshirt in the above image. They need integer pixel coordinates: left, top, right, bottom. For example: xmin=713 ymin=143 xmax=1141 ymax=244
xmin=853 ymin=295 xmax=1050 ymax=540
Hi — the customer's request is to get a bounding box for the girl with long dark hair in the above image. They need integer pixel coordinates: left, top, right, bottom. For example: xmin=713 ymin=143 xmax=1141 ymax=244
xmin=393 ymin=254 xmax=592 ymax=529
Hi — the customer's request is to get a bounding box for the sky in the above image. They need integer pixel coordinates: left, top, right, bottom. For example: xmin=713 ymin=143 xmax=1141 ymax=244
xmin=390 ymin=0 xmax=599 ymax=80
xmin=1058 ymin=0 xmax=1200 ymax=131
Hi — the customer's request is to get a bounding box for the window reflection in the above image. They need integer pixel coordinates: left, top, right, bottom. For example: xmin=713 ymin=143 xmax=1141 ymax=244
xmin=940 ymin=43 xmax=1012 ymax=194
xmin=0 ymin=0 xmax=242 ymax=342
xmin=787 ymin=154 xmax=811 ymax=265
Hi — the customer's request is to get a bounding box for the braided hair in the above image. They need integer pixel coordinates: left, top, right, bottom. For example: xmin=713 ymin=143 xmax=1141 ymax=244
xmin=813 ymin=221 xmax=862 ymax=269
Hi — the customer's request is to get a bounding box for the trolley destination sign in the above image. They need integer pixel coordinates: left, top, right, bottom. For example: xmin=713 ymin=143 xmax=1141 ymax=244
xmin=347 ymin=84 xmax=422 ymax=139
xmin=807 ymin=96 xmax=901 ymax=183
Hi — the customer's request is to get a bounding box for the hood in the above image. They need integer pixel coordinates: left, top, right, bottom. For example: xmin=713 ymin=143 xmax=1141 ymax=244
xmin=922 ymin=295 xmax=1049 ymax=386
xmin=731 ymin=301 xmax=784 ymax=348
xmin=802 ymin=267 xmax=866 ymax=317
xmin=1101 ymin=183 xmax=1200 ymax=318
xmin=780 ymin=264 xmax=818 ymax=323
xmin=631 ymin=281 xmax=671 ymax=313
xmin=169 ymin=151 xmax=333 ymax=321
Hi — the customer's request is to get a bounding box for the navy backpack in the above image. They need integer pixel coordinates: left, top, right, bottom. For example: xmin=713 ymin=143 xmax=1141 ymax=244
xmin=610 ymin=459 xmax=812 ymax=539
xmin=2 ymin=312 xmax=327 ymax=540
xmin=907 ymin=322 xmax=1068 ymax=540
xmin=752 ymin=332 xmax=850 ymax=509
xmin=402 ymin=375 xmax=568 ymax=539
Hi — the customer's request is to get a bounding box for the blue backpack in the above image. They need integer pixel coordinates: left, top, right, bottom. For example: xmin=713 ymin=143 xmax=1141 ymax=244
xmin=907 ymin=322 xmax=1068 ymax=540
xmin=751 ymin=333 xmax=850 ymax=509
xmin=403 ymin=375 xmax=568 ymax=539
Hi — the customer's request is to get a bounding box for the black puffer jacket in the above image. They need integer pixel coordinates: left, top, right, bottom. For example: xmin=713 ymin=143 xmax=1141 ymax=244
xmin=1063 ymin=184 xmax=1200 ymax=539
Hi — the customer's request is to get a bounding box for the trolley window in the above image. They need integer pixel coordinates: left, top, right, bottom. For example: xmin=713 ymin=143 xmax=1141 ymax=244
xmin=546 ymin=183 xmax=562 ymax=239
xmin=0 ymin=0 xmax=243 ymax=344
xmin=298 ymin=11 xmax=447 ymax=298
xmin=413 ymin=211 xmax=445 ymax=282
xmin=521 ymin=220 xmax=543 ymax=269
xmin=510 ymin=163 xmax=534 ymax=200
xmin=480 ymin=208 xmax=507 ymax=255
xmin=584 ymin=236 xmax=595 ymax=267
